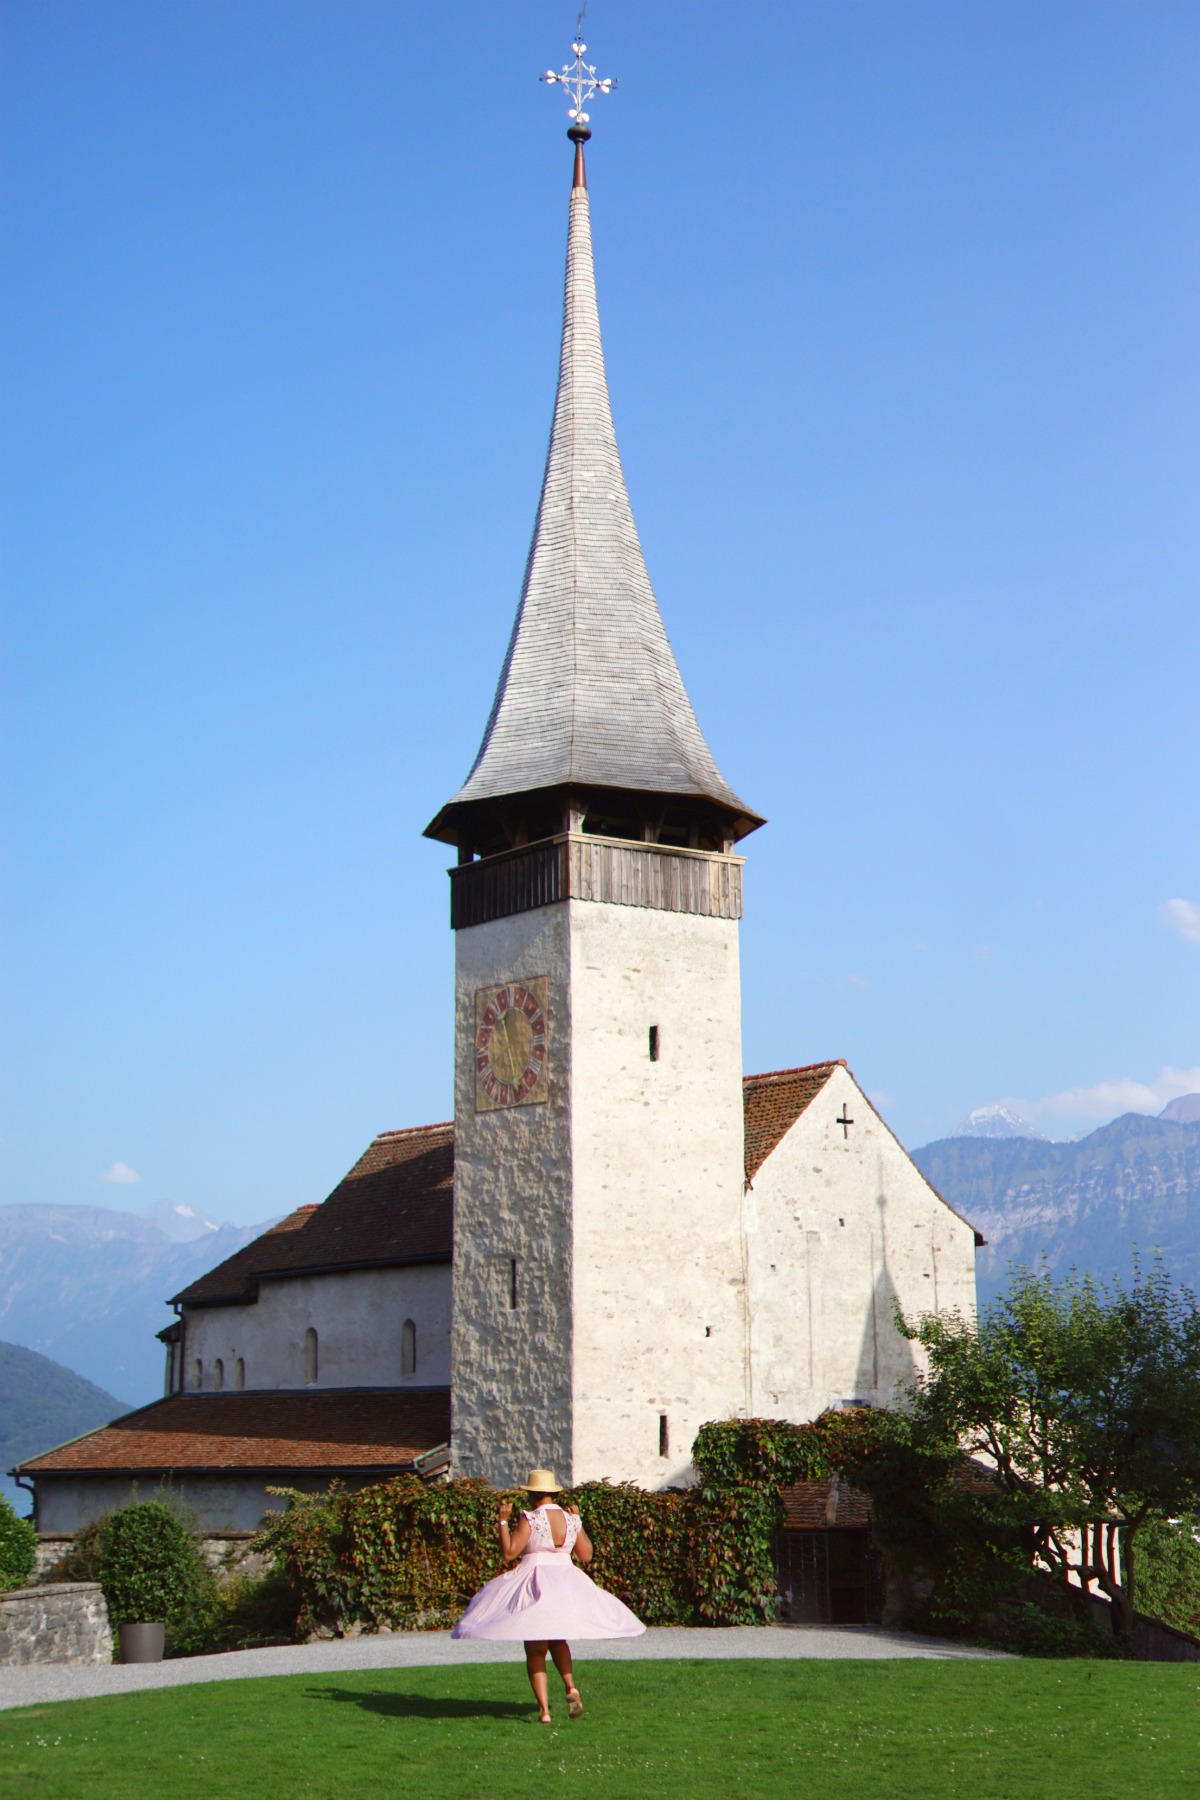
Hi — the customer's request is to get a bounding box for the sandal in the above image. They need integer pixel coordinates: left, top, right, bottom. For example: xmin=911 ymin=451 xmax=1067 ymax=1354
xmin=566 ymin=1687 xmax=583 ymax=1718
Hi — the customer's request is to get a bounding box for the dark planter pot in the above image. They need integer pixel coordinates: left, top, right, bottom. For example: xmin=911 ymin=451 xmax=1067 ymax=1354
xmin=118 ymin=1621 xmax=166 ymax=1663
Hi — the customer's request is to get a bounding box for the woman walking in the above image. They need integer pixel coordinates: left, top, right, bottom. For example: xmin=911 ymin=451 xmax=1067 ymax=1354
xmin=452 ymin=1466 xmax=644 ymax=1722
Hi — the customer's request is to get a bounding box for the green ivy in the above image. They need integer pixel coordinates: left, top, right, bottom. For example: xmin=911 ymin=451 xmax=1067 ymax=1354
xmin=0 ymin=1494 xmax=37 ymax=1593
xmin=247 ymin=1422 xmax=910 ymax=1638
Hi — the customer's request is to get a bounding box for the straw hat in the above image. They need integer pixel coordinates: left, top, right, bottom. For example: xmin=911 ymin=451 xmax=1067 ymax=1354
xmin=520 ymin=1467 xmax=562 ymax=1492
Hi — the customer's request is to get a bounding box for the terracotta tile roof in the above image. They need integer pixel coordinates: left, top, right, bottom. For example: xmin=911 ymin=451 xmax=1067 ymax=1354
xmin=780 ymin=1477 xmax=871 ymax=1529
xmin=174 ymin=1122 xmax=453 ymax=1304
xmin=15 ymin=1389 xmax=450 ymax=1475
xmin=742 ymin=1062 xmax=844 ymax=1183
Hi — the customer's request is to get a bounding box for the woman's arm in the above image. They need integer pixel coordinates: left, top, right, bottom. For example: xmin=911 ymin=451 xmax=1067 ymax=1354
xmin=567 ymin=1504 xmax=593 ymax=1564
xmin=497 ymin=1502 xmax=531 ymax=1564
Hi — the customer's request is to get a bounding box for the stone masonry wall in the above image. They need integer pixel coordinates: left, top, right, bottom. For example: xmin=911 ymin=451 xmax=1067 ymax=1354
xmin=0 ymin=1582 xmax=112 ymax=1667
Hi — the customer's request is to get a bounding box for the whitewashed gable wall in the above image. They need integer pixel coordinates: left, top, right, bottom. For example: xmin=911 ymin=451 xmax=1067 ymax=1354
xmin=743 ymin=1065 xmax=977 ymax=1421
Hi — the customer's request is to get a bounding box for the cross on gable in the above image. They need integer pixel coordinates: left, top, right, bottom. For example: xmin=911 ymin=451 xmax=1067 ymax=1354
xmin=836 ymin=1105 xmax=854 ymax=1139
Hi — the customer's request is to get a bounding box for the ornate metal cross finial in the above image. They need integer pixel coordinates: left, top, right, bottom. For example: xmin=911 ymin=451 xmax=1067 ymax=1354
xmin=541 ymin=16 xmax=617 ymax=126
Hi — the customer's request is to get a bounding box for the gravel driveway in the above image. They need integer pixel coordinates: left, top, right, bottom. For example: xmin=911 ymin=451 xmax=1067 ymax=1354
xmin=0 ymin=1624 xmax=1009 ymax=1711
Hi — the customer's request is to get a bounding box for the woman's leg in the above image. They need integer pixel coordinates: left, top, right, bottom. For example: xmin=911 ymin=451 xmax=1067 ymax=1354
xmin=523 ymin=1639 xmax=551 ymax=1720
xmin=550 ymin=1641 xmax=582 ymax=1715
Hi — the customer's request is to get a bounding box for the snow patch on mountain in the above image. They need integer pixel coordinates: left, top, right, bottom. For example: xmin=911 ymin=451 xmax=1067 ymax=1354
xmin=954 ymin=1105 xmax=1048 ymax=1142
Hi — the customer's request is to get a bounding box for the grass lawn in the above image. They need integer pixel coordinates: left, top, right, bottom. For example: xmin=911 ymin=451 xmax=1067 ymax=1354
xmin=2 ymin=1658 xmax=1197 ymax=1799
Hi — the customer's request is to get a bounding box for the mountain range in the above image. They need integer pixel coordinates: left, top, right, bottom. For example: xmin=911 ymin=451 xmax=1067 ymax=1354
xmin=0 ymin=1202 xmax=273 ymax=1409
xmin=913 ymin=1107 xmax=1200 ymax=1307
xmin=0 ymin=1340 xmax=130 ymax=1514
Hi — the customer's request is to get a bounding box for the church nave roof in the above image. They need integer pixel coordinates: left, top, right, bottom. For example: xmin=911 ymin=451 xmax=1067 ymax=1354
xmin=174 ymin=1120 xmax=453 ymax=1306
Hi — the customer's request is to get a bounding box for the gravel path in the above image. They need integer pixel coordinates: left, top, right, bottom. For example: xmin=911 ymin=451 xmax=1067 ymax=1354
xmin=0 ymin=1625 xmax=1008 ymax=1711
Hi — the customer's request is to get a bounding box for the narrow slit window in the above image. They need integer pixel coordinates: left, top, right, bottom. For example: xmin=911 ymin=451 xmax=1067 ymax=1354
xmin=509 ymin=1259 xmax=518 ymax=1310
xmin=648 ymin=1025 xmax=660 ymax=1062
xmin=304 ymin=1326 xmax=319 ymax=1384
xmin=213 ymin=1358 xmax=224 ymax=1392
xmin=659 ymin=1413 xmax=670 ymax=1458
xmin=234 ymin=1357 xmax=245 ymax=1391
xmin=401 ymin=1318 xmax=417 ymax=1377
xmin=191 ymin=1358 xmax=203 ymax=1391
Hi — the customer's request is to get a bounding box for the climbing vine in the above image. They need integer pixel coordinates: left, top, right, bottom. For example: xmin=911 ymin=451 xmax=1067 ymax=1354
xmin=252 ymin=1412 xmax=900 ymax=1637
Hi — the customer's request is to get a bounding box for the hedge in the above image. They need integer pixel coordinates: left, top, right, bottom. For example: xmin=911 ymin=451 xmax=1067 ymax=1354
xmin=0 ymin=1494 xmax=37 ymax=1593
xmin=252 ymin=1412 xmax=897 ymax=1635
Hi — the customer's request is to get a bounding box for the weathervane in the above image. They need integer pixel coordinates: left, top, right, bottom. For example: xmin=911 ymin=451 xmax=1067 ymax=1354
xmin=541 ymin=11 xmax=617 ymax=129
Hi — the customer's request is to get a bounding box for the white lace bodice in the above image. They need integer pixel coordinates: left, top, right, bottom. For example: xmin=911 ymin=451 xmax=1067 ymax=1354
xmin=522 ymin=1506 xmax=580 ymax=1554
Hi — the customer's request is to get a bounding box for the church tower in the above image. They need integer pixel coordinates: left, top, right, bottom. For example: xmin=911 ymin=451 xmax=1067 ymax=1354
xmin=426 ymin=55 xmax=763 ymax=1488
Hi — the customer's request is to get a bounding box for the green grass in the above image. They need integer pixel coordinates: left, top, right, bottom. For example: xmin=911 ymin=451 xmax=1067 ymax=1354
xmin=2 ymin=1659 xmax=1198 ymax=1799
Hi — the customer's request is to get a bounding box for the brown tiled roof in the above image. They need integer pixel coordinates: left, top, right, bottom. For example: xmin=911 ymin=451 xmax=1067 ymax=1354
xmin=174 ymin=1122 xmax=453 ymax=1304
xmin=742 ymin=1063 xmax=844 ymax=1183
xmin=780 ymin=1477 xmax=871 ymax=1529
xmin=16 ymin=1389 xmax=450 ymax=1475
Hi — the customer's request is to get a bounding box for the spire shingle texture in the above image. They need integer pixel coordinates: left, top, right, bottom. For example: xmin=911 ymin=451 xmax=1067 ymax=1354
xmin=441 ymin=180 xmax=752 ymax=819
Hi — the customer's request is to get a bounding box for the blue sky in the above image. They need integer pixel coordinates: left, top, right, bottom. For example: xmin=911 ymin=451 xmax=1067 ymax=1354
xmin=2 ymin=1 xmax=1198 ymax=1226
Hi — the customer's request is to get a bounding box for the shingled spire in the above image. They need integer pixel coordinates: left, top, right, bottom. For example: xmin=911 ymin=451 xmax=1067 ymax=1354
xmin=425 ymin=126 xmax=762 ymax=856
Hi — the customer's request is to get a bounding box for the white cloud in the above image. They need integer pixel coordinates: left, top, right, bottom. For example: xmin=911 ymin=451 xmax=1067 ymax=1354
xmin=1161 ymin=898 xmax=1200 ymax=945
xmin=1020 ymin=1065 xmax=1200 ymax=1124
xmin=100 ymin=1161 xmax=140 ymax=1185
xmin=867 ymin=1090 xmax=895 ymax=1111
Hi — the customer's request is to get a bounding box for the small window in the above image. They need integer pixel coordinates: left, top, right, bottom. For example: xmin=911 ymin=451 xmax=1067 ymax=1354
xmin=213 ymin=1358 xmax=224 ymax=1391
xmin=659 ymin=1413 xmax=670 ymax=1458
xmin=401 ymin=1318 xmax=417 ymax=1378
xmin=191 ymin=1358 xmax=203 ymax=1391
xmin=234 ymin=1357 xmax=245 ymax=1391
xmin=304 ymin=1326 xmax=319 ymax=1384
xmin=648 ymin=1025 xmax=660 ymax=1062
xmin=509 ymin=1259 xmax=518 ymax=1311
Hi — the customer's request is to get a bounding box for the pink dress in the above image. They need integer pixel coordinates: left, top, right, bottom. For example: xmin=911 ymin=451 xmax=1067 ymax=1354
xmin=452 ymin=1507 xmax=646 ymax=1642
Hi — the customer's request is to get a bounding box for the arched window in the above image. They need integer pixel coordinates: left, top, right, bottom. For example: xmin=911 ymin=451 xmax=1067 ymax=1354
xmin=213 ymin=1358 xmax=224 ymax=1391
xmin=401 ymin=1318 xmax=416 ymax=1378
xmin=304 ymin=1327 xmax=318 ymax=1385
xmin=191 ymin=1358 xmax=203 ymax=1391
xmin=234 ymin=1357 xmax=245 ymax=1391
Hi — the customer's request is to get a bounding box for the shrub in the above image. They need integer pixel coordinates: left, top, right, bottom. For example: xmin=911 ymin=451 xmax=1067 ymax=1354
xmin=97 ymin=1501 xmax=212 ymax=1650
xmin=0 ymin=1494 xmax=37 ymax=1592
xmin=1002 ymin=1600 xmax=1129 ymax=1660
xmin=190 ymin=1566 xmax=300 ymax=1654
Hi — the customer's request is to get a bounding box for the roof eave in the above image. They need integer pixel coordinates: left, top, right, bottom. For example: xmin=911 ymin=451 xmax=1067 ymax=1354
xmin=173 ymin=1247 xmax=454 ymax=1309
xmin=425 ymin=781 xmax=765 ymax=849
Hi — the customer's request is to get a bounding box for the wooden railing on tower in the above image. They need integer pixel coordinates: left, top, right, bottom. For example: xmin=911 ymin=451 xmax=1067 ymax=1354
xmin=449 ymin=833 xmax=744 ymax=930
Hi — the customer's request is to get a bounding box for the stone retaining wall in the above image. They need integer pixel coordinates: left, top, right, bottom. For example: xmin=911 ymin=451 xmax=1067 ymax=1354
xmin=34 ymin=1531 xmax=265 ymax=1580
xmin=0 ymin=1582 xmax=112 ymax=1667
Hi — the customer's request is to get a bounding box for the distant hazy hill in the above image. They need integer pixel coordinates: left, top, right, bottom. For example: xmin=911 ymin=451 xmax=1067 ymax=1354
xmin=0 ymin=1339 xmax=130 ymax=1513
xmin=913 ymin=1112 xmax=1200 ymax=1306
xmin=0 ymin=1204 xmax=273 ymax=1409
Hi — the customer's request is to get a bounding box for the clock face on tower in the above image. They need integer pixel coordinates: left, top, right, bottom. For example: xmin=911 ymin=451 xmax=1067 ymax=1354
xmin=474 ymin=976 xmax=549 ymax=1112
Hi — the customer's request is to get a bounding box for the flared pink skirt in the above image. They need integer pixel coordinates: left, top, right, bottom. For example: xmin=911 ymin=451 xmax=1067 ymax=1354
xmin=452 ymin=1550 xmax=645 ymax=1642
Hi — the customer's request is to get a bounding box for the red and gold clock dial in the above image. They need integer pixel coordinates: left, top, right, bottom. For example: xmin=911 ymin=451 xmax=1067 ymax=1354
xmin=474 ymin=976 xmax=549 ymax=1112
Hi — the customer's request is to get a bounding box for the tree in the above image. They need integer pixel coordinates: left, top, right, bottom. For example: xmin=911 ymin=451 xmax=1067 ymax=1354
xmin=901 ymin=1263 xmax=1200 ymax=1636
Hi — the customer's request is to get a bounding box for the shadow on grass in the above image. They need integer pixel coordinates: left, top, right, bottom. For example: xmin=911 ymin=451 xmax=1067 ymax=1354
xmin=307 ymin=1685 xmax=531 ymax=1722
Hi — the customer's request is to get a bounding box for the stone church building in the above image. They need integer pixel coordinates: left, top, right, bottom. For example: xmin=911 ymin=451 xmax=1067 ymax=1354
xmin=17 ymin=124 xmax=980 ymax=1550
